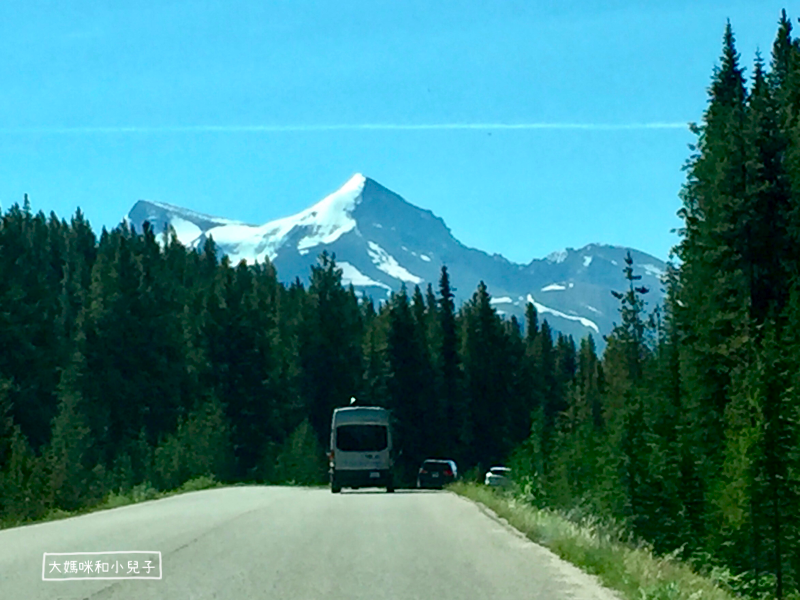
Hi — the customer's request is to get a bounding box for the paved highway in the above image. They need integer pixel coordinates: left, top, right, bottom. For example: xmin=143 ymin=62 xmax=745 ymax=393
xmin=0 ymin=487 xmax=619 ymax=599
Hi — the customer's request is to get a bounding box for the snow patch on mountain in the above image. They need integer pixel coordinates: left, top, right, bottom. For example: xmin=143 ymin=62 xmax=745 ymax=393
xmin=170 ymin=217 xmax=203 ymax=245
xmin=527 ymin=294 xmax=600 ymax=333
xmin=643 ymin=264 xmax=665 ymax=278
xmin=586 ymin=305 xmax=601 ymax=314
xmin=583 ymin=255 xmax=593 ymax=267
xmin=547 ymin=249 xmax=568 ymax=263
xmin=542 ymin=283 xmax=566 ymax=292
xmin=420 ymin=254 xmax=431 ymax=262
xmin=339 ymin=262 xmax=392 ymax=291
xmin=490 ymin=297 xmax=513 ymax=304
xmin=203 ymin=224 xmax=278 ymax=264
xmin=367 ymin=241 xmax=423 ymax=284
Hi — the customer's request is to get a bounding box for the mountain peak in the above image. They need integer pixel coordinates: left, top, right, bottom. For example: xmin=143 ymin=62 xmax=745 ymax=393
xmin=304 ymin=173 xmax=366 ymax=218
xmin=345 ymin=172 xmax=368 ymax=189
xmin=125 ymin=174 xmax=667 ymax=346
xmin=273 ymin=173 xmax=366 ymax=253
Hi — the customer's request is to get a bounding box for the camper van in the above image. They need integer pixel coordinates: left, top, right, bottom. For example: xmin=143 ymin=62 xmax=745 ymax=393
xmin=329 ymin=406 xmax=394 ymax=493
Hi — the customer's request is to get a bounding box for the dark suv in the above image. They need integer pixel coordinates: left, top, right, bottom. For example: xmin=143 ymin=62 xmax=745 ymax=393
xmin=416 ymin=459 xmax=458 ymax=489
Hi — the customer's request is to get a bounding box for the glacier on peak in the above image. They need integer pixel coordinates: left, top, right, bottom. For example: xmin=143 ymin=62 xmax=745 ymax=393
xmin=191 ymin=173 xmax=367 ymax=262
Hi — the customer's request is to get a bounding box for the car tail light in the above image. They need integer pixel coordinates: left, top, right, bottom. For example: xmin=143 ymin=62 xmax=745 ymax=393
xmin=444 ymin=469 xmax=453 ymax=476
xmin=420 ymin=469 xmax=427 ymax=474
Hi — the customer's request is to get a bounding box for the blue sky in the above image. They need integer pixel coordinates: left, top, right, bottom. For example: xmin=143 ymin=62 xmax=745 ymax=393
xmin=0 ymin=0 xmax=792 ymax=263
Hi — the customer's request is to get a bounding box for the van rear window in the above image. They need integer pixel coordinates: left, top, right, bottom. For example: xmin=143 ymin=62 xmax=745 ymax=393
xmin=336 ymin=425 xmax=388 ymax=452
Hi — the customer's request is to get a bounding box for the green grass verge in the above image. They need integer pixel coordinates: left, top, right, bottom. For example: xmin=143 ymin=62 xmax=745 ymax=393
xmin=450 ymin=482 xmax=740 ymax=600
xmin=0 ymin=475 xmax=336 ymax=531
xmin=0 ymin=475 xmax=222 ymax=530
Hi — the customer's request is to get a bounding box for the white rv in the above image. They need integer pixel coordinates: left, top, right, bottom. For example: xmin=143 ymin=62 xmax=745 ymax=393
xmin=329 ymin=406 xmax=394 ymax=493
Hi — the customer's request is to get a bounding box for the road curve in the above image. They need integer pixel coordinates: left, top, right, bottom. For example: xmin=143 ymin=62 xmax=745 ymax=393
xmin=0 ymin=486 xmax=619 ymax=599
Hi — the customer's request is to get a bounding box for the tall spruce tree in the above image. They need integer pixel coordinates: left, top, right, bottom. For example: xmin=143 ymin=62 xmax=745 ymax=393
xmin=386 ymin=287 xmax=427 ymax=482
xmin=460 ymin=282 xmax=514 ymax=469
xmin=299 ymin=253 xmax=364 ymax=449
xmin=436 ymin=267 xmax=463 ymax=459
xmin=676 ymin=23 xmax=751 ymax=550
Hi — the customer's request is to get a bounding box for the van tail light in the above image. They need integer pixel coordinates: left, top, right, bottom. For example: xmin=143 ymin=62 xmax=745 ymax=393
xmin=420 ymin=469 xmax=427 ymax=474
xmin=444 ymin=469 xmax=453 ymax=477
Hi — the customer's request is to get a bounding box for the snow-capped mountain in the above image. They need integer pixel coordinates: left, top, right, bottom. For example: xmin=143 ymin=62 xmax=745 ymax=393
xmin=126 ymin=174 xmax=668 ymax=344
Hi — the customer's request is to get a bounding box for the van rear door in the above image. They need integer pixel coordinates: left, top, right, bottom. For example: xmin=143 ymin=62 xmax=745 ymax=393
xmin=334 ymin=423 xmax=389 ymax=471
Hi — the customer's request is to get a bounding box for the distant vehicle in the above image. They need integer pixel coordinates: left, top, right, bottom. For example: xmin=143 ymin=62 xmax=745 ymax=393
xmin=484 ymin=466 xmax=512 ymax=488
xmin=416 ymin=459 xmax=458 ymax=489
xmin=329 ymin=406 xmax=394 ymax=493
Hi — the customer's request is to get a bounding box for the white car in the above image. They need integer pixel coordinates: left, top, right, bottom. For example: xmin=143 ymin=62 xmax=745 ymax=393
xmin=484 ymin=466 xmax=512 ymax=488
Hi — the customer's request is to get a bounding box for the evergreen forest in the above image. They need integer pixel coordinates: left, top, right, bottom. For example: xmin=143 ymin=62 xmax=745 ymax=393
xmin=3 ymin=11 xmax=800 ymax=600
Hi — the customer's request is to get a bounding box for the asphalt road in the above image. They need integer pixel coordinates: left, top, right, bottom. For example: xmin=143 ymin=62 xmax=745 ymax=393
xmin=0 ymin=486 xmax=619 ymax=599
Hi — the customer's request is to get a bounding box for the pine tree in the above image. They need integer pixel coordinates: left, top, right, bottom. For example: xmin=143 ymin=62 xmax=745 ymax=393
xmin=0 ymin=205 xmax=64 ymax=452
xmin=386 ymin=287 xmax=426 ymax=482
xmin=361 ymin=306 xmax=391 ymax=407
xmin=46 ymin=359 xmax=94 ymax=511
xmin=780 ymin=286 xmax=800 ymax=591
xmin=410 ymin=285 xmax=441 ymax=456
xmin=743 ymin=54 xmax=792 ymax=325
xmin=436 ymin=266 xmax=463 ymax=459
xmin=274 ymin=418 xmax=326 ymax=485
xmin=153 ymin=396 xmax=232 ymax=490
xmin=201 ymin=261 xmax=282 ymax=480
xmin=675 ymin=24 xmax=751 ymax=533
xmin=460 ymin=282 xmax=514 ymax=469
xmin=299 ymin=252 xmax=364 ymax=449
xmin=504 ymin=315 xmax=529 ymax=447
xmin=600 ymin=252 xmax=659 ymax=532
xmin=548 ymin=336 xmax=603 ymax=510
xmin=529 ymin=319 xmax=557 ymax=474
xmin=515 ymin=303 xmax=543 ymax=472
xmin=710 ymin=334 xmax=766 ymax=590
xmin=1 ymin=425 xmax=48 ymax=522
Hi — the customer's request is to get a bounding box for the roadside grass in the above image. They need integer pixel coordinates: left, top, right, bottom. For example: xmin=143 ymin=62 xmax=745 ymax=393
xmin=0 ymin=475 xmax=337 ymax=531
xmin=0 ymin=475 xmax=222 ymax=531
xmin=451 ymin=482 xmax=740 ymax=600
